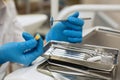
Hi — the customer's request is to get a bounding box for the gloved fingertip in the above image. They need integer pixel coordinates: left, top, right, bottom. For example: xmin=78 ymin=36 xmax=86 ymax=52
xmin=22 ymin=32 xmax=30 ymax=37
xmin=70 ymin=11 xmax=79 ymax=17
xmin=22 ymin=32 xmax=34 ymax=41
xmin=37 ymin=37 xmax=43 ymax=50
xmin=68 ymin=37 xmax=82 ymax=43
xmin=79 ymin=19 xmax=84 ymax=26
xmin=23 ymin=62 xmax=31 ymax=66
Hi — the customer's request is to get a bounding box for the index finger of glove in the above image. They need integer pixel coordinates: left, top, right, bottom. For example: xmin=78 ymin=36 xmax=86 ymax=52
xmin=67 ymin=16 xmax=84 ymax=26
xmin=69 ymin=12 xmax=79 ymax=18
xmin=62 ymin=21 xmax=82 ymax=30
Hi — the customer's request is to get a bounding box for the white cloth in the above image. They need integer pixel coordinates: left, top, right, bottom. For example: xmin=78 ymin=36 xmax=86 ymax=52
xmin=0 ymin=0 xmax=24 ymax=79
xmin=0 ymin=0 xmax=23 ymax=45
xmin=4 ymin=58 xmax=54 ymax=80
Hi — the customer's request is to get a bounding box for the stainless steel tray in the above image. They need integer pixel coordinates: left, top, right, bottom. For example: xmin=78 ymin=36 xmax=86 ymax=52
xmin=37 ymin=41 xmax=119 ymax=80
xmin=37 ymin=60 xmax=107 ymax=80
xmin=82 ymin=27 xmax=120 ymax=50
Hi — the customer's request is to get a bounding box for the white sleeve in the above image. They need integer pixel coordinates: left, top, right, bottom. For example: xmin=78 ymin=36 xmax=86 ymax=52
xmin=12 ymin=18 xmax=24 ymax=42
xmin=9 ymin=0 xmax=24 ymax=42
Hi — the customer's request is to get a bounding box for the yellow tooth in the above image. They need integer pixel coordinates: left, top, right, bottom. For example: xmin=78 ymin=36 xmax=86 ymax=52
xmin=35 ymin=34 xmax=41 ymax=40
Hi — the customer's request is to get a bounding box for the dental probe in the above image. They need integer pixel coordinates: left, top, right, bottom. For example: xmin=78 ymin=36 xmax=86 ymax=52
xmin=50 ymin=17 xmax=91 ymax=26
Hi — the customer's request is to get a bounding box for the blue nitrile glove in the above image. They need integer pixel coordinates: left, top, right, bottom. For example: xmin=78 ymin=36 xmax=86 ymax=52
xmin=46 ymin=12 xmax=84 ymax=43
xmin=0 ymin=32 xmax=43 ymax=66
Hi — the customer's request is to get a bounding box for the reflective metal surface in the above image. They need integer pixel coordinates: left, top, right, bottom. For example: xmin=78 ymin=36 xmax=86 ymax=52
xmin=37 ymin=61 xmax=106 ymax=80
xmin=38 ymin=39 xmax=119 ymax=80
xmin=82 ymin=27 xmax=120 ymax=80
xmin=82 ymin=27 xmax=120 ymax=49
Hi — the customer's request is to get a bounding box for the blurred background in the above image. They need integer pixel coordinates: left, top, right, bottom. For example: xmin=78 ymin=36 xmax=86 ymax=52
xmin=14 ymin=0 xmax=120 ymax=40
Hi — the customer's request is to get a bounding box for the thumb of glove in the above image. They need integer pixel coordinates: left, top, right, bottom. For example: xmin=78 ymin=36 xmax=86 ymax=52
xmin=22 ymin=32 xmax=34 ymax=41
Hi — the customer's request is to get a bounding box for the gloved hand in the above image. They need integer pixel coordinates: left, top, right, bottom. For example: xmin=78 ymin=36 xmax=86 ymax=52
xmin=0 ymin=32 xmax=43 ymax=66
xmin=46 ymin=12 xmax=84 ymax=43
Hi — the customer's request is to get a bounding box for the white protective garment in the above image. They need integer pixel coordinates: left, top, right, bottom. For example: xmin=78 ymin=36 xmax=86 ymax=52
xmin=0 ymin=0 xmax=24 ymax=79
